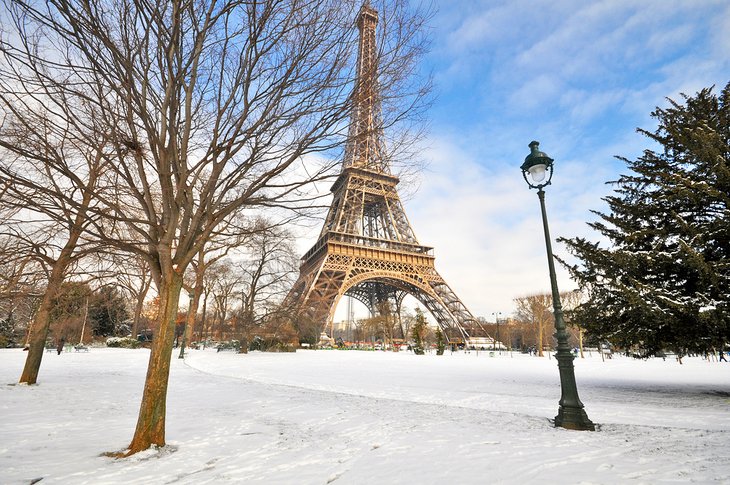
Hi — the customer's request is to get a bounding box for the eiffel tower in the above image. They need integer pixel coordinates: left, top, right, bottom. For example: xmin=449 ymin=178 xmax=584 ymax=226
xmin=287 ymin=3 xmax=487 ymax=343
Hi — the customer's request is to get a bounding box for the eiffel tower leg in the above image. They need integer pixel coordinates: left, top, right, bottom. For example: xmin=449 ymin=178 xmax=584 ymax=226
xmin=287 ymin=254 xmax=353 ymax=339
xmin=426 ymin=273 xmax=491 ymax=343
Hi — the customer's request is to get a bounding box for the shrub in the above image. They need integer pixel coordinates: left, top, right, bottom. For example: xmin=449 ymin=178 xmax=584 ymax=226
xmin=106 ymin=337 xmax=141 ymax=349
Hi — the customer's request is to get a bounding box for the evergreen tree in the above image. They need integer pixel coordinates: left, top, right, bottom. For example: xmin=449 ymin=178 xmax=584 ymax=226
xmin=90 ymin=287 xmax=130 ymax=337
xmin=561 ymin=82 xmax=730 ymax=358
xmin=435 ymin=326 xmax=445 ymax=355
xmin=0 ymin=312 xmax=16 ymax=347
xmin=411 ymin=309 xmax=426 ymax=355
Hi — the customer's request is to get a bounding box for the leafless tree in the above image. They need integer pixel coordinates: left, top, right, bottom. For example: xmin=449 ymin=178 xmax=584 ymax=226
xmin=0 ymin=236 xmax=44 ymax=346
xmin=236 ymin=218 xmax=298 ymax=336
xmin=375 ymin=300 xmax=399 ymax=348
xmin=514 ymin=293 xmax=554 ymax=357
xmin=354 ymin=316 xmax=381 ymax=344
xmin=207 ymin=259 xmax=242 ymax=341
xmin=179 ymin=217 xmax=253 ymax=356
xmin=562 ymin=289 xmax=586 ymax=358
xmin=0 ymin=101 xmax=108 ymax=383
xmin=114 ymin=254 xmax=155 ymax=341
xmin=514 ymin=291 xmax=583 ymax=356
xmin=1 ymin=0 xmax=429 ymax=455
xmin=399 ymin=308 xmax=417 ymax=343
xmin=184 ymin=246 xmax=229 ymax=349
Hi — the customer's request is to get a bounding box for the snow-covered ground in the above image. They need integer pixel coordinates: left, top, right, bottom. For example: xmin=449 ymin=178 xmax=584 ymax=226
xmin=1 ymin=347 xmax=728 ymax=484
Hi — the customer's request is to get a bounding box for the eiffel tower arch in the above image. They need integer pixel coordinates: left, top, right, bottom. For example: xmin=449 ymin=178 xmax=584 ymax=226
xmin=286 ymin=3 xmax=488 ymax=343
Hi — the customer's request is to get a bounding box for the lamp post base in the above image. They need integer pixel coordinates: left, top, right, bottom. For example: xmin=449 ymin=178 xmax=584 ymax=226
xmin=555 ymin=407 xmax=595 ymax=431
xmin=554 ymin=351 xmax=595 ymax=431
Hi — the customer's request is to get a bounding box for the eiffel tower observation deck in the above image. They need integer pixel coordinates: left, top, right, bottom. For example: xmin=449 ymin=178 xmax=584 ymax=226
xmin=287 ymin=2 xmax=488 ymax=343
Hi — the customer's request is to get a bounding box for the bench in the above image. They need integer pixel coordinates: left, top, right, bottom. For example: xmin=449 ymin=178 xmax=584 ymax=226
xmin=74 ymin=345 xmax=89 ymax=352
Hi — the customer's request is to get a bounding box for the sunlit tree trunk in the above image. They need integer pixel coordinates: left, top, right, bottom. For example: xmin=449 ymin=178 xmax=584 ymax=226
xmin=126 ymin=272 xmax=183 ymax=453
xmin=536 ymin=318 xmax=545 ymax=357
xmin=579 ymin=328 xmax=585 ymax=358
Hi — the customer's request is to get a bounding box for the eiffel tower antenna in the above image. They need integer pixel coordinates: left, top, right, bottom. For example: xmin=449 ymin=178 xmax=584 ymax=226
xmin=286 ymin=2 xmax=489 ymax=344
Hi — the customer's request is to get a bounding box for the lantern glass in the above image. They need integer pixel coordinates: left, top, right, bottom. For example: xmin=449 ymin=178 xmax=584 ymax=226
xmin=529 ymin=163 xmax=547 ymax=183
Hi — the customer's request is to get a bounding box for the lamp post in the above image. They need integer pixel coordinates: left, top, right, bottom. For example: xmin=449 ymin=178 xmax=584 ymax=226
xmin=520 ymin=141 xmax=595 ymax=431
xmin=491 ymin=311 xmax=502 ymax=352
xmin=179 ymin=290 xmax=194 ymax=359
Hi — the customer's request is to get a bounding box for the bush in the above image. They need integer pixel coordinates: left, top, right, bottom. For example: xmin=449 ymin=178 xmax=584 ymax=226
xmin=216 ymin=340 xmax=241 ymax=352
xmin=249 ymin=336 xmax=295 ymax=352
xmin=270 ymin=342 xmax=296 ymax=352
xmin=106 ymin=337 xmax=141 ymax=349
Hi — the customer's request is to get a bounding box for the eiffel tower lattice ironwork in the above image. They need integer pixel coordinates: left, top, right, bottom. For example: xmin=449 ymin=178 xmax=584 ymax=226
xmin=286 ymin=3 xmax=487 ymax=343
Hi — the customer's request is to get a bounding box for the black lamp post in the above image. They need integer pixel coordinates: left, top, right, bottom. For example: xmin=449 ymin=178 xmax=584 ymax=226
xmin=491 ymin=311 xmax=502 ymax=353
xmin=521 ymin=141 xmax=595 ymax=431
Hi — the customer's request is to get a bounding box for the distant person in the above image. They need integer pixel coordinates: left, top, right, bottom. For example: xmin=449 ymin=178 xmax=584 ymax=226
xmin=720 ymin=351 xmax=727 ymax=362
xmin=56 ymin=337 xmax=65 ymax=355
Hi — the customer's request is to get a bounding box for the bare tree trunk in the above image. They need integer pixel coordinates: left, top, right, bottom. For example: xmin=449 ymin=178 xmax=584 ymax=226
xmin=199 ymin=293 xmax=208 ymax=346
xmin=395 ymin=298 xmax=405 ymax=340
xmin=132 ymin=274 xmax=152 ymax=341
xmin=78 ymin=297 xmax=89 ymax=345
xmin=124 ymin=273 xmax=183 ymax=454
xmin=579 ymin=327 xmax=585 ymax=358
xmin=186 ymin=269 xmax=204 ymax=345
xmin=19 ymin=274 xmax=63 ymax=384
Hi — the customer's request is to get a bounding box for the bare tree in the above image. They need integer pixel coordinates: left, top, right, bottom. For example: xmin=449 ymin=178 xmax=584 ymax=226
xmin=375 ymin=300 xmax=399 ymax=349
xmin=47 ymin=281 xmax=92 ymax=346
xmin=399 ymin=308 xmax=416 ymax=343
xmin=355 ymin=316 xmax=382 ymax=344
xmin=0 ymin=237 xmax=44 ymax=347
xmin=514 ymin=293 xmax=553 ymax=357
xmin=514 ymin=292 xmax=583 ymax=356
xmin=236 ymin=219 xmax=299 ymax=336
xmin=562 ymin=289 xmax=586 ymax=358
xmin=110 ymin=252 xmax=154 ymax=340
xmin=180 ymin=218 xmax=254 ymax=356
xmin=207 ymin=260 xmax=242 ymax=341
xmin=183 ymin=245 xmax=230 ymax=350
xmin=0 ymin=103 xmax=107 ymax=383
xmin=1 ymin=0 xmax=429 ymax=455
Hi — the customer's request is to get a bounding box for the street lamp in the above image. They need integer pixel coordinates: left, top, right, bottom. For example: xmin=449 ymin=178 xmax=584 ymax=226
xmin=521 ymin=141 xmax=595 ymax=431
xmin=491 ymin=311 xmax=502 ymax=352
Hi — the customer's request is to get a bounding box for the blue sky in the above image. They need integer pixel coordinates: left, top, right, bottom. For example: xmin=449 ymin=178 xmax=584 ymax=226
xmin=394 ymin=0 xmax=730 ymax=319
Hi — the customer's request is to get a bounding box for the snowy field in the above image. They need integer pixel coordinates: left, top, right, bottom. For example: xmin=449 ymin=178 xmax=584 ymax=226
xmin=1 ymin=347 xmax=729 ymax=484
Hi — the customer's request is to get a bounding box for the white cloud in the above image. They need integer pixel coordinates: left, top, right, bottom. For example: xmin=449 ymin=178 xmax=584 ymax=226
xmin=404 ymin=136 xmax=594 ymax=318
xmin=710 ymin=4 xmax=730 ymax=58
